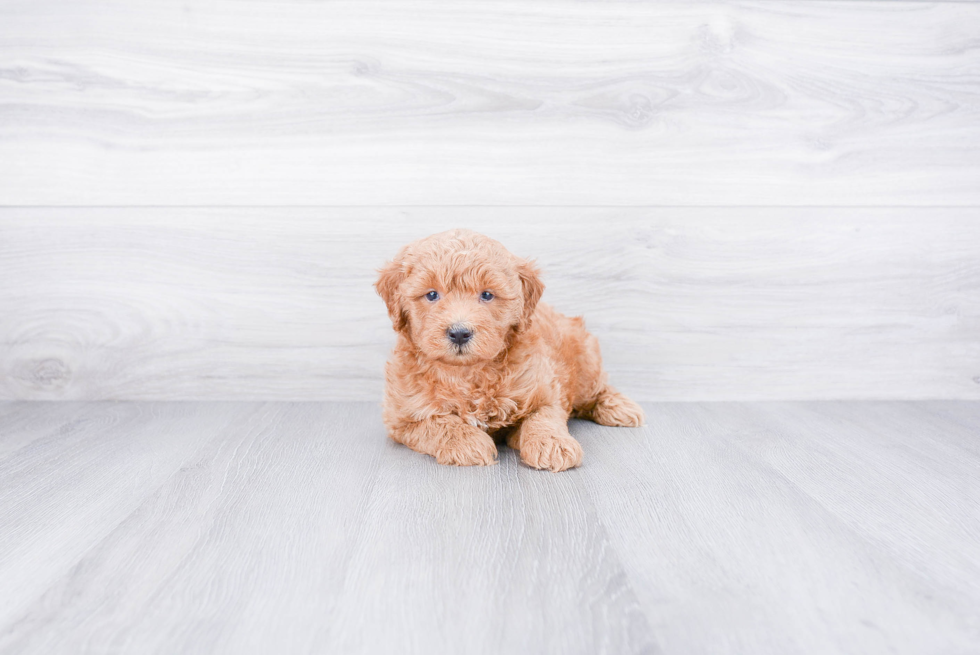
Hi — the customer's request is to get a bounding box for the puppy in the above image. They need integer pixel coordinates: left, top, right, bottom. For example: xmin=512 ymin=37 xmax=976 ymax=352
xmin=375 ymin=229 xmax=644 ymax=472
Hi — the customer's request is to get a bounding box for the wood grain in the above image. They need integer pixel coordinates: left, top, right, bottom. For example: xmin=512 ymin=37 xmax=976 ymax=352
xmin=1 ymin=1 xmax=979 ymax=205
xmin=0 ymin=403 xmax=388 ymax=654
xmin=0 ymin=400 xmax=978 ymax=654
xmin=573 ymin=402 xmax=980 ymax=654
xmin=0 ymin=402 xmax=245 ymax=627
xmin=325 ymin=443 xmax=655 ymax=654
xmin=2 ymin=207 xmax=978 ymax=401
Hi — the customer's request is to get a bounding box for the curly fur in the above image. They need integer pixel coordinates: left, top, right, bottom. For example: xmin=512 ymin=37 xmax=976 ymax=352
xmin=376 ymin=229 xmax=643 ymax=472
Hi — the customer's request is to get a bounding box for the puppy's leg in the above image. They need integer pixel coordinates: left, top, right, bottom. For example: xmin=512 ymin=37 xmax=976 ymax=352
xmin=391 ymin=416 xmax=498 ymax=466
xmin=507 ymin=404 xmax=583 ymax=472
xmin=586 ymin=386 xmax=645 ymax=428
xmin=568 ymin=328 xmax=644 ymax=428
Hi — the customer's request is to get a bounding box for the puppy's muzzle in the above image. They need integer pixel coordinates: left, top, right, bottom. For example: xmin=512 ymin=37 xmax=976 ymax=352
xmin=446 ymin=323 xmax=473 ymax=347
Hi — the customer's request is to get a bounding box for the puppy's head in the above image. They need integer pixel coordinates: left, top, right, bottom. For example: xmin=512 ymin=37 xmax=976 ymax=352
xmin=376 ymin=229 xmax=543 ymax=365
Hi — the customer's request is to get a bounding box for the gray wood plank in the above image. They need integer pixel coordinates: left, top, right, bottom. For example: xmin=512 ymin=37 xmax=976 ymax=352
xmin=574 ymin=402 xmax=980 ymax=654
xmin=720 ymin=402 xmax=980 ymax=606
xmin=324 ymin=442 xmax=656 ymax=655
xmin=3 ymin=207 xmax=978 ymax=402
xmin=1 ymin=401 xmax=979 ymax=653
xmin=0 ymin=402 xmax=245 ymax=629
xmin=0 ymin=402 xmax=388 ymax=655
xmin=0 ymin=402 xmax=95 ymax=461
xmin=914 ymin=400 xmax=980 ymax=440
xmin=0 ymin=402 xmax=656 ymax=655
xmin=1 ymin=1 xmax=978 ymax=205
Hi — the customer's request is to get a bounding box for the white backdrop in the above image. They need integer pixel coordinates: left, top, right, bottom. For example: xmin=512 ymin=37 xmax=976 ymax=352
xmin=2 ymin=1 xmax=979 ymax=401
xmin=3 ymin=207 xmax=978 ymax=401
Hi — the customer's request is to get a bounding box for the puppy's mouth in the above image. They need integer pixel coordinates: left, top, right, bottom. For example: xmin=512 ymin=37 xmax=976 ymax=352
xmin=440 ymin=341 xmax=479 ymax=365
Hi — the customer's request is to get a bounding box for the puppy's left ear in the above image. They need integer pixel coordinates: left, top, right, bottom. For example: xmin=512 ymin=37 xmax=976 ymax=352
xmin=516 ymin=259 xmax=544 ymax=333
xmin=375 ymin=255 xmax=410 ymax=333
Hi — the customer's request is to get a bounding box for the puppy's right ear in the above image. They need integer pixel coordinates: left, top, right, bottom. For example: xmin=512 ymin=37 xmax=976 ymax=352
xmin=516 ymin=259 xmax=544 ymax=333
xmin=375 ymin=256 xmax=409 ymax=333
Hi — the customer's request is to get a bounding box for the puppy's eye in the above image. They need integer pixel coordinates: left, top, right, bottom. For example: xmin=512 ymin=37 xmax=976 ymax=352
xmin=425 ymin=290 xmax=440 ymax=302
xmin=480 ymin=291 xmax=494 ymax=302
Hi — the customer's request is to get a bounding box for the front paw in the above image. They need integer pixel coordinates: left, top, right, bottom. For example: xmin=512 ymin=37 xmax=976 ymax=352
xmin=520 ymin=435 xmax=583 ymax=472
xmin=434 ymin=425 xmax=498 ymax=467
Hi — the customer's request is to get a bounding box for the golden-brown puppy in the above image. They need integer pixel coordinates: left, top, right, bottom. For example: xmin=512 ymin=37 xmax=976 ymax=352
xmin=375 ymin=229 xmax=644 ymax=472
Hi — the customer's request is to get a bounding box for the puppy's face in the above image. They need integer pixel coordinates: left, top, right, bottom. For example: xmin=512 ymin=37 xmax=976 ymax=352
xmin=404 ymin=265 xmax=519 ymax=365
xmin=376 ymin=230 xmax=543 ymax=366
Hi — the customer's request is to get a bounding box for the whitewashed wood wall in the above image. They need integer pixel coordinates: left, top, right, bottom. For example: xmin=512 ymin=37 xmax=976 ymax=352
xmin=1 ymin=1 xmax=979 ymax=401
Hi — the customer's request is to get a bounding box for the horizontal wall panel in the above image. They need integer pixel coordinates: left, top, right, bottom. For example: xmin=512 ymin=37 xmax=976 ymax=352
xmin=1 ymin=207 xmax=978 ymax=401
xmin=1 ymin=1 xmax=979 ymax=205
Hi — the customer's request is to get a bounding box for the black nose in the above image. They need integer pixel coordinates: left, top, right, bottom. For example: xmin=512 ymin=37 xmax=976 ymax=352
xmin=447 ymin=324 xmax=473 ymax=346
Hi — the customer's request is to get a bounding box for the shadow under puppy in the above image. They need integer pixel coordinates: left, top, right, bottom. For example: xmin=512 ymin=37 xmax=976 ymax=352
xmin=376 ymin=229 xmax=644 ymax=472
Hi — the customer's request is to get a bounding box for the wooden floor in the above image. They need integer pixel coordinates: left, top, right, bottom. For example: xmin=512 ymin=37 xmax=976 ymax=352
xmin=1 ymin=401 xmax=977 ymax=654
